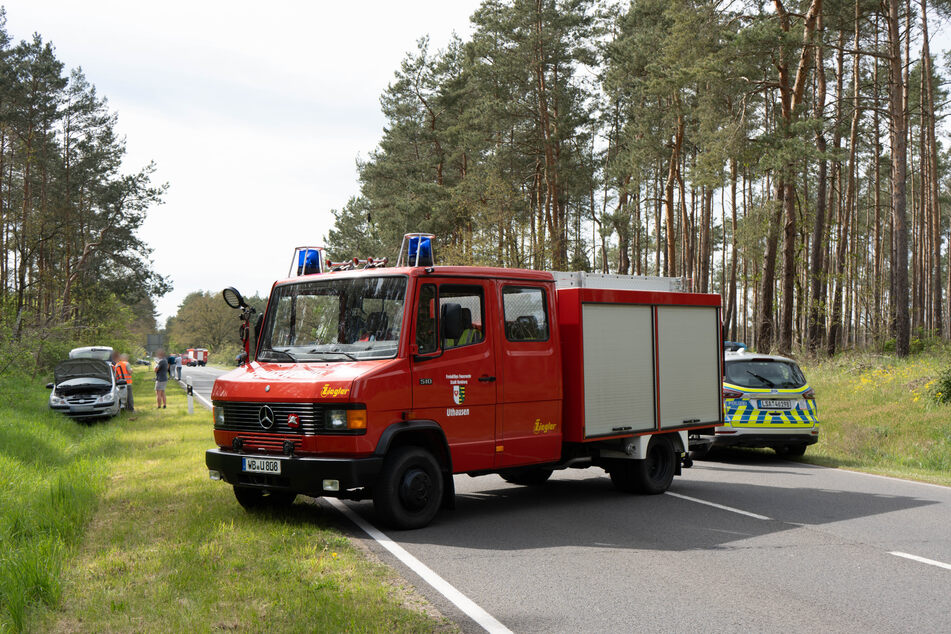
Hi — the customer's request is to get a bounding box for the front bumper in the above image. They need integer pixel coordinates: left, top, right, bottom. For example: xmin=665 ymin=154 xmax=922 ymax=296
xmin=51 ymin=402 xmax=118 ymax=418
xmin=205 ymin=448 xmax=383 ymax=498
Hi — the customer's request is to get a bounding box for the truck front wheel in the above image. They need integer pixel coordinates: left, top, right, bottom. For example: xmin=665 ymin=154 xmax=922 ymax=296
xmin=233 ymin=486 xmax=296 ymax=511
xmin=373 ymin=446 xmax=444 ymax=530
xmin=609 ymin=435 xmax=676 ymax=495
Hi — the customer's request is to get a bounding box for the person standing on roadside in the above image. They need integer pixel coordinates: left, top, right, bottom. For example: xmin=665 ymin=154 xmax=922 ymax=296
xmin=154 ymin=349 xmax=168 ymax=409
xmin=175 ymin=352 xmax=183 ymax=380
xmin=112 ymin=351 xmax=130 ymax=412
xmin=117 ymin=353 xmax=135 ymax=412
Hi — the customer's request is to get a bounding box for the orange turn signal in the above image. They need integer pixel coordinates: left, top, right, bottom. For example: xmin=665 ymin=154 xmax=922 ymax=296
xmin=347 ymin=409 xmax=367 ymax=430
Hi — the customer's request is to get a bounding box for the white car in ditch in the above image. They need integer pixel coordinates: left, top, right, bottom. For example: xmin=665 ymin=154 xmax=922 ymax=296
xmin=47 ymin=358 xmax=127 ymax=420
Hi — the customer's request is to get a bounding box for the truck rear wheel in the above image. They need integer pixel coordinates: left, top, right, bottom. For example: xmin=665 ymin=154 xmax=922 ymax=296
xmin=609 ymin=435 xmax=676 ymax=495
xmin=500 ymin=467 xmax=553 ymax=486
xmin=373 ymin=446 xmax=444 ymax=530
xmin=233 ymin=486 xmax=296 ymax=511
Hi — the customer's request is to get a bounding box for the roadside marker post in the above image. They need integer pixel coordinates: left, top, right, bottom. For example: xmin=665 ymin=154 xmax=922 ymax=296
xmin=186 ymin=376 xmax=194 ymax=414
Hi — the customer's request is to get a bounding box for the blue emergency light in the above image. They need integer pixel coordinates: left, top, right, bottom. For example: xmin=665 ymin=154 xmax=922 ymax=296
xmin=408 ymin=236 xmax=433 ymax=267
xmin=398 ymin=233 xmax=436 ymax=267
xmin=298 ymin=249 xmax=321 ymax=275
xmin=289 ymin=246 xmax=326 ymax=277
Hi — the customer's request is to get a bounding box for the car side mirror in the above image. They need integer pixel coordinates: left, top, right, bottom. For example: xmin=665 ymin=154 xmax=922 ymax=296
xmin=116 ymin=380 xmax=127 ymax=386
xmin=46 ymin=382 xmax=54 ymax=389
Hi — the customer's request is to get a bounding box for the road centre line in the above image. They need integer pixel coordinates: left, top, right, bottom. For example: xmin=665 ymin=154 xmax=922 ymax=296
xmin=889 ymin=551 xmax=951 ymax=571
xmin=327 ymin=498 xmax=513 ymax=634
xmin=666 ymin=491 xmax=771 ymax=521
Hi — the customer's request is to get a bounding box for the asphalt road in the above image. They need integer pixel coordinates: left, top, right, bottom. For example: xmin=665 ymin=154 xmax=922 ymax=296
xmin=179 ymin=364 xmax=231 ymax=405
xmin=189 ymin=373 xmax=950 ymax=632
xmin=325 ymin=453 xmax=951 ymax=633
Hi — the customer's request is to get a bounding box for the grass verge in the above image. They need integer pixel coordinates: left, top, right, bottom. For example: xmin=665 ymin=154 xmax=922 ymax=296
xmin=0 ymin=374 xmax=119 ymax=632
xmin=796 ymin=345 xmax=951 ymax=486
xmin=9 ymin=370 xmax=450 ymax=632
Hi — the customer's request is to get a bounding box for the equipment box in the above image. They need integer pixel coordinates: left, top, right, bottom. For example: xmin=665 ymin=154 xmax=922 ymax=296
xmin=554 ymin=273 xmax=722 ymax=443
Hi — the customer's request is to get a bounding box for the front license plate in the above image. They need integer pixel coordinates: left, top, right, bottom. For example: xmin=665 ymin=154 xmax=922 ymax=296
xmin=242 ymin=457 xmax=282 ymax=474
xmin=759 ymin=399 xmax=791 ymax=409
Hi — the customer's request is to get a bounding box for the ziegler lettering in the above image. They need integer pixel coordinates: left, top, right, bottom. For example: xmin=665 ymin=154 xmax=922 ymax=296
xmin=446 ymin=408 xmax=469 ymax=417
xmin=320 ymin=385 xmax=350 ymax=398
xmin=533 ymin=418 xmax=557 ymax=434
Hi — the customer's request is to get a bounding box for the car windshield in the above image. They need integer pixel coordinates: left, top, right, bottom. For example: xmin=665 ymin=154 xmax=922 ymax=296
xmin=724 ymin=359 xmax=806 ymax=389
xmin=259 ymin=276 xmax=407 ymax=362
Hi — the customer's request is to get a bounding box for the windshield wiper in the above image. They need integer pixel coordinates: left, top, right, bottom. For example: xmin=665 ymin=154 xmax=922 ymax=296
xmin=746 ymin=370 xmax=775 ymax=387
xmin=308 ymin=349 xmax=358 ymax=361
xmin=259 ymin=349 xmax=296 ymax=362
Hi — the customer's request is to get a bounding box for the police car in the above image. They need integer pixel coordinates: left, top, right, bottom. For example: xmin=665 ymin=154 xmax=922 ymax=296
xmin=694 ymin=345 xmax=819 ymax=457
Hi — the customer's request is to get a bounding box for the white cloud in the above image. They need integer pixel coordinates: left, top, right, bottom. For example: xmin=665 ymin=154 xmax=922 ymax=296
xmin=4 ymin=0 xmax=477 ymax=322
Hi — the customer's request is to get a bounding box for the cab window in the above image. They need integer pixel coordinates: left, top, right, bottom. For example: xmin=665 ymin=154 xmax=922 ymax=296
xmin=415 ymin=284 xmax=438 ymax=354
xmin=502 ymin=286 xmax=549 ymax=342
xmin=439 ymin=285 xmax=485 ymax=349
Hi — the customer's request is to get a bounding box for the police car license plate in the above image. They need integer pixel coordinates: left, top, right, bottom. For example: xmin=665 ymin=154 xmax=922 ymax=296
xmin=242 ymin=458 xmax=282 ymax=474
xmin=759 ymin=399 xmax=791 ymax=409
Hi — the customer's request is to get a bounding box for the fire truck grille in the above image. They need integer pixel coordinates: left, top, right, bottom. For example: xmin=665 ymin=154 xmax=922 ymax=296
xmin=214 ymin=402 xmax=324 ymax=434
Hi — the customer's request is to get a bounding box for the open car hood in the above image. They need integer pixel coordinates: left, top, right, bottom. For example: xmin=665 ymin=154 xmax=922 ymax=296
xmin=54 ymin=358 xmax=113 ymax=384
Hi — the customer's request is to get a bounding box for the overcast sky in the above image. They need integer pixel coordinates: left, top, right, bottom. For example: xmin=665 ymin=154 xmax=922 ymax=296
xmin=3 ymin=0 xmax=480 ymax=322
xmin=5 ymin=2 xmax=951 ymax=324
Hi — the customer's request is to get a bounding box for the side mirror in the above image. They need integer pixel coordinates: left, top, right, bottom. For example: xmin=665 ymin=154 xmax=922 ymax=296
xmin=46 ymin=382 xmax=54 ymax=389
xmin=222 ymin=286 xmax=246 ymax=309
xmin=116 ymin=379 xmax=127 ymax=386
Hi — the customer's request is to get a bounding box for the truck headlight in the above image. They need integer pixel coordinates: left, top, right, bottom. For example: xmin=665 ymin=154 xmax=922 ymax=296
xmin=214 ymin=407 xmax=225 ymax=425
xmin=324 ymin=407 xmax=367 ymax=431
xmin=327 ymin=409 xmax=348 ymax=430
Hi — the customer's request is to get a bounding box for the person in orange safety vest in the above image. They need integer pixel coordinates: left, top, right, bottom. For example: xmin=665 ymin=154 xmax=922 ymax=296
xmin=113 ymin=351 xmax=134 ymax=412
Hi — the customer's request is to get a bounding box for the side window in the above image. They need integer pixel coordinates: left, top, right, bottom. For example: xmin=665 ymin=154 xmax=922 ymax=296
xmin=502 ymin=286 xmax=549 ymax=342
xmin=415 ymin=284 xmax=438 ymax=354
xmin=440 ymin=285 xmax=485 ymax=349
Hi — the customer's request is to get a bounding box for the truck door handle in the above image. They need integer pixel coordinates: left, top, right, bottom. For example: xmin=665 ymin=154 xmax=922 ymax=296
xmin=478 ymin=375 xmax=496 ymax=382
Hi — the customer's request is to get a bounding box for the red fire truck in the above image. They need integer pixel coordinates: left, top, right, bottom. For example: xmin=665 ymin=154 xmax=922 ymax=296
xmin=206 ymin=235 xmax=723 ymax=529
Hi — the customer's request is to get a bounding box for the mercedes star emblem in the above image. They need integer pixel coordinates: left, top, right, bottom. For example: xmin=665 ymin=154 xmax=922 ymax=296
xmin=258 ymin=405 xmax=275 ymax=430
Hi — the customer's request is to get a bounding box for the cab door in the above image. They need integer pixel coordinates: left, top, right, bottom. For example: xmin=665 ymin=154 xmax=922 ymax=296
xmin=411 ymin=279 xmax=497 ymax=472
xmin=496 ymin=282 xmax=562 ymax=467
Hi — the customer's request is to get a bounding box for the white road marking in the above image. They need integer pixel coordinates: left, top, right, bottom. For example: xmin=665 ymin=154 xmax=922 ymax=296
xmin=889 ymin=551 xmax=951 ymax=571
xmin=327 ymin=498 xmax=513 ymax=634
xmin=834 ymin=468 xmax=951 ymax=490
xmin=666 ymin=491 xmax=771 ymax=521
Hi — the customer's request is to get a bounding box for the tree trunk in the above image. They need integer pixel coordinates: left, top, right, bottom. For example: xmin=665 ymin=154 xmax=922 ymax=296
xmin=808 ymin=16 xmax=828 ymax=352
xmin=886 ymin=0 xmax=910 ymax=356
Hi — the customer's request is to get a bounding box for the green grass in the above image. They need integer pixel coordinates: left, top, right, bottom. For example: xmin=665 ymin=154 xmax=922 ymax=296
xmin=0 ymin=374 xmax=119 ymax=632
xmin=797 ymin=344 xmax=951 ymax=486
xmin=3 ymin=371 xmax=451 ymax=633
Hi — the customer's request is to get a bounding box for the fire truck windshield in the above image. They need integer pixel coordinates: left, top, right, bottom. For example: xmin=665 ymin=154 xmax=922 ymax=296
xmin=258 ymin=276 xmax=407 ymax=362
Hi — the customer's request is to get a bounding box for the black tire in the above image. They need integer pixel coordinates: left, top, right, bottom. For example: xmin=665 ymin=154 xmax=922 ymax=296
xmin=233 ymin=486 xmax=296 ymax=511
xmin=373 ymin=446 xmax=444 ymax=530
xmin=609 ymin=435 xmax=677 ymax=495
xmin=775 ymin=444 xmax=808 ymax=457
xmin=499 ymin=467 xmax=554 ymax=486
